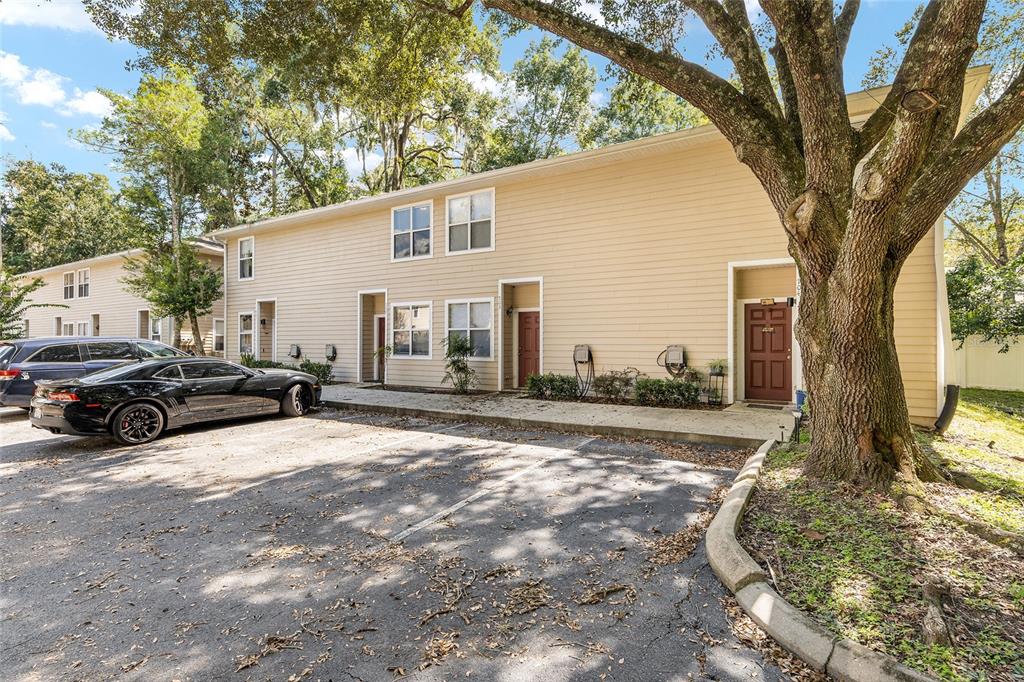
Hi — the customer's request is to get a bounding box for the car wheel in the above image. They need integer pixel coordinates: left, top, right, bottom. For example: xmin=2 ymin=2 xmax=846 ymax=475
xmin=111 ymin=402 xmax=165 ymax=445
xmin=281 ymin=384 xmax=311 ymax=417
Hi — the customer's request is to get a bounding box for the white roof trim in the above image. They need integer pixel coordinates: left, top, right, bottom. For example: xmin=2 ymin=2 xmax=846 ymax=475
xmin=19 ymin=241 xmax=224 ymax=278
xmin=211 ymin=125 xmax=722 ymax=237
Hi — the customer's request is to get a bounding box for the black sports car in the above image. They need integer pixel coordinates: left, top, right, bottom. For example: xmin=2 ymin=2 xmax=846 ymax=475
xmin=29 ymin=357 xmax=322 ymax=445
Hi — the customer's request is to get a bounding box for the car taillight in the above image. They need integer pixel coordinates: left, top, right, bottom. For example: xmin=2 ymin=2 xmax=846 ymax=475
xmin=48 ymin=391 xmax=80 ymax=402
xmin=0 ymin=369 xmax=21 ymax=381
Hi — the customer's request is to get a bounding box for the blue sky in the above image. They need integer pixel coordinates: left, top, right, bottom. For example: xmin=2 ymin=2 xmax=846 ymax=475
xmin=0 ymin=0 xmax=922 ymax=185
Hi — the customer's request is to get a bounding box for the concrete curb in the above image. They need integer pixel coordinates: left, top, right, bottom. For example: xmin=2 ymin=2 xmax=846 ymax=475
xmin=323 ymin=399 xmax=766 ymax=449
xmin=707 ymin=441 xmax=937 ymax=682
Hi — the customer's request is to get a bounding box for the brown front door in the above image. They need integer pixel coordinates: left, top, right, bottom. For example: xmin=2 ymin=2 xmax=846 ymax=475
xmin=375 ymin=316 xmax=386 ymax=381
xmin=517 ymin=311 xmax=540 ymax=387
xmin=744 ymin=302 xmax=792 ymax=402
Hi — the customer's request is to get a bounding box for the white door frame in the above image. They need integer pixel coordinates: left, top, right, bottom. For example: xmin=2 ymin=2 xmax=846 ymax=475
xmin=511 ymin=307 xmax=541 ymax=389
xmin=726 ymin=258 xmax=801 ymax=404
xmin=255 ymin=298 xmax=278 ymax=362
xmin=497 ymin=277 xmax=543 ymax=392
xmin=372 ymin=314 xmax=386 ymax=380
xmin=356 ymin=288 xmax=388 ymax=383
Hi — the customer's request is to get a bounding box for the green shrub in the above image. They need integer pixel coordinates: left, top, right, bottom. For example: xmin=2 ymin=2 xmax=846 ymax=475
xmin=298 ymin=359 xmax=334 ymax=384
xmin=593 ymin=367 xmax=642 ymax=401
xmin=634 ymin=378 xmax=701 ymax=407
xmin=240 ymin=353 xmax=289 ymax=369
xmin=442 ymin=334 xmax=476 ymax=394
xmin=525 ymin=373 xmax=579 ymax=400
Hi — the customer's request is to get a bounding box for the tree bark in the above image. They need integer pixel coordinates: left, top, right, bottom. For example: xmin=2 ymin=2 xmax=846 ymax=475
xmin=797 ymin=248 xmax=944 ymax=487
xmin=189 ymin=311 xmax=206 ymax=356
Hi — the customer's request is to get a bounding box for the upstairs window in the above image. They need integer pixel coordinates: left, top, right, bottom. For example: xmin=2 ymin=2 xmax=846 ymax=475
xmin=391 ymin=303 xmax=431 ymax=358
xmin=77 ymin=268 xmax=90 ymax=298
xmin=238 ymin=237 xmax=254 ymax=280
xmin=392 ymin=202 xmax=432 ymax=261
xmin=447 ymin=189 xmax=493 ymax=254
xmin=63 ymin=272 xmax=75 ymax=299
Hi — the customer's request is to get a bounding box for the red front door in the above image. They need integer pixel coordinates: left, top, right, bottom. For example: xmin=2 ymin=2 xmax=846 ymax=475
xmin=744 ymin=303 xmax=792 ymax=402
xmin=517 ymin=311 xmax=540 ymax=387
xmin=376 ymin=316 xmax=386 ymax=381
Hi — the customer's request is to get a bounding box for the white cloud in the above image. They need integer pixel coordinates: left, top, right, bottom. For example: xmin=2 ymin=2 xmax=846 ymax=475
xmin=61 ymin=88 xmax=113 ymax=117
xmin=0 ymin=51 xmax=66 ymax=107
xmin=342 ymin=147 xmax=383 ymax=178
xmin=589 ymin=90 xmax=607 ymax=107
xmin=465 ymin=70 xmax=501 ymax=96
xmin=0 ymin=0 xmax=101 ymax=34
xmin=0 ymin=111 xmax=14 ymax=142
xmin=40 ymin=120 xmax=57 ymax=129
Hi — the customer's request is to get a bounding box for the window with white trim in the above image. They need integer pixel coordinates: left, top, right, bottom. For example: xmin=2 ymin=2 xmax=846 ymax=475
xmin=150 ymin=317 xmax=162 ymax=342
xmin=62 ymin=321 xmax=74 ymax=336
xmin=76 ymin=321 xmax=89 ymax=336
xmin=238 ymin=237 xmax=254 ymax=280
xmin=213 ymin=319 xmax=225 ymax=353
xmin=447 ymin=300 xmax=492 ymax=359
xmin=391 ymin=303 xmax=431 ymax=358
xmin=239 ymin=313 xmax=254 ymax=355
xmin=63 ymin=272 xmax=75 ymax=299
xmin=77 ymin=268 xmax=90 ymax=298
xmin=392 ymin=202 xmax=432 ymax=260
xmin=447 ymin=189 xmax=493 ymax=253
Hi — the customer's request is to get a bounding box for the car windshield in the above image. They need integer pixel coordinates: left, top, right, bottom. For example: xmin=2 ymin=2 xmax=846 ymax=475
xmin=137 ymin=341 xmax=188 ymax=358
xmin=79 ymin=362 xmax=144 ymax=384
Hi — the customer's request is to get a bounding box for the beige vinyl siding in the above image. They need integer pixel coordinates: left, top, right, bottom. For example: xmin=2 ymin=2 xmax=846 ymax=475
xmin=221 ymin=133 xmax=942 ymax=423
xmin=21 ymin=252 xmax=223 ymax=353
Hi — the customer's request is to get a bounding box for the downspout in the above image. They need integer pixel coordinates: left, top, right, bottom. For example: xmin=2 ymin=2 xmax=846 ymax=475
xmin=221 ymin=239 xmax=228 ymax=359
xmin=934 ymin=219 xmax=960 ymax=434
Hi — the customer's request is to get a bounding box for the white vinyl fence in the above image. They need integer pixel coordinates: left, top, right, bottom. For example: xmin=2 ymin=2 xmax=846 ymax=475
xmin=953 ymin=336 xmax=1024 ymax=391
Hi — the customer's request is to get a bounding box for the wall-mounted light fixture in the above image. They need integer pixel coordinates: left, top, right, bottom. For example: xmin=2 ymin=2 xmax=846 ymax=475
xmin=288 ymin=344 xmax=301 ymax=359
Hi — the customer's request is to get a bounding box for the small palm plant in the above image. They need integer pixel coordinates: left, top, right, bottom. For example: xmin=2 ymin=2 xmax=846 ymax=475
xmin=442 ymin=334 xmax=476 ymax=394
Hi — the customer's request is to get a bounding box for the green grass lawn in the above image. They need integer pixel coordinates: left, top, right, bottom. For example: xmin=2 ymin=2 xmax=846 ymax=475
xmin=739 ymin=389 xmax=1024 ymax=681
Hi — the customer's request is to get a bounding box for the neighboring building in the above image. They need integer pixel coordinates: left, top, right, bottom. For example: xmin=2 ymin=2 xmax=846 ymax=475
xmin=18 ymin=242 xmax=226 ymax=355
xmin=210 ymin=68 xmax=989 ymax=427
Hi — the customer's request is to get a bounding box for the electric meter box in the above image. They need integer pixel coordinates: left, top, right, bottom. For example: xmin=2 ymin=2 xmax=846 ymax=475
xmin=665 ymin=345 xmax=685 ymax=366
xmin=573 ymin=345 xmax=591 ymax=363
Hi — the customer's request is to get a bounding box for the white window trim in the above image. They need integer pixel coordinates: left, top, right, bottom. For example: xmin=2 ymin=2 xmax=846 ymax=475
xmin=76 ymin=268 xmax=90 ymax=299
xmin=75 ymin=320 xmax=90 ymax=336
xmin=54 ymin=316 xmax=63 ymax=335
xmin=444 ymin=297 xmax=494 ymax=361
xmin=62 ymin=321 xmax=75 ymax=336
xmin=389 ymin=300 xmax=433 ymax=360
xmin=237 ymin=236 xmax=255 ymax=281
xmin=445 ymin=187 xmax=495 ymax=256
xmin=390 ymin=199 xmax=434 ymax=263
xmin=212 ymin=318 xmax=225 ymax=354
xmin=62 ymin=271 xmax=75 ymax=300
xmin=150 ymin=316 xmax=163 ymax=342
xmin=238 ymin=311 xmax=255 ymax=356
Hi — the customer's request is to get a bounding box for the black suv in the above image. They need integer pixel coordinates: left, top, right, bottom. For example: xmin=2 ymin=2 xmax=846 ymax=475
xmin=0 ymin=337 xmax=188 ymax=408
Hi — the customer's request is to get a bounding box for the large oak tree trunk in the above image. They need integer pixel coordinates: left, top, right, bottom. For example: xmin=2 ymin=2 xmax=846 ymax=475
xmin=796 ymin=225 xmax=944 ymax=488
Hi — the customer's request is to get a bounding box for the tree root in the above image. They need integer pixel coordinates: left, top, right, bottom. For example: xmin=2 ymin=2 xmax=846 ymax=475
xmin=898 ymin=492 xmax=1024 ymax=555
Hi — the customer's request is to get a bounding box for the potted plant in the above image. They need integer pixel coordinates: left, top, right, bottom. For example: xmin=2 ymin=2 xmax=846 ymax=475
xmin=708 ymin=359 xmax=727 ymax=377
xmin=441 ymin=334 xmax=476 ymax=394
xmin=373 ymin=344 xmax=393 ymax=389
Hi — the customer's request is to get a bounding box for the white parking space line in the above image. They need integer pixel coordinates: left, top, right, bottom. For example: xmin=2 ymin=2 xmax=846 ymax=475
xmin=390 ymin=435 xmax=598 ymax=543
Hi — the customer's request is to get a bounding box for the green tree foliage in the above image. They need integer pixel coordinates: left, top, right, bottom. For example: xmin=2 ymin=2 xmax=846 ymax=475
xmin=85 ymin=0 xmax=502 ymax=197
xmin=0 ymin=271 xmax=65 ymax=339
xmin=121 ymin=243 xmax=222 ymax=352
xmin=77 ymin=66 xmax=234 ymax=348
xmin=0 ymin=160 xmax=146 ymax=274
xmin=946 ymin=255 xmax=1024 ymax=352
xmin=442 ymin=333 xmax=476 ymax=393
xmin=480 ymin=38 xmax=596 ymax=170
xmin=583 ymin=71 xmax=708 ymax=147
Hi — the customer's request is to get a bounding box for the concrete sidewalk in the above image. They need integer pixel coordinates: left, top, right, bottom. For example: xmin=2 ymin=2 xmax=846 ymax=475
xmin=321 ymin=384 xmax=796 ymax=447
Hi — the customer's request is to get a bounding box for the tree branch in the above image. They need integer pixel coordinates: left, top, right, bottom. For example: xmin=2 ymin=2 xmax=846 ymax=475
xmin=945 ymin=213 xmax=1002 ymax=266
xmin=835 ymin=0 xmax=860 ymax=59
xmin=482 ymin=0 xmax=802 ymax=205
xmin=685 ymin=0 xmax=782 ymax=119
xmin=898 ymin=65 xmax=1024 ymax=255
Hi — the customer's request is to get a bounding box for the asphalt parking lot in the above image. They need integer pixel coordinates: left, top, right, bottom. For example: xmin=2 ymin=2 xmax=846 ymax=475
xmin=0 ymin=405 xmax=785 ymax=681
